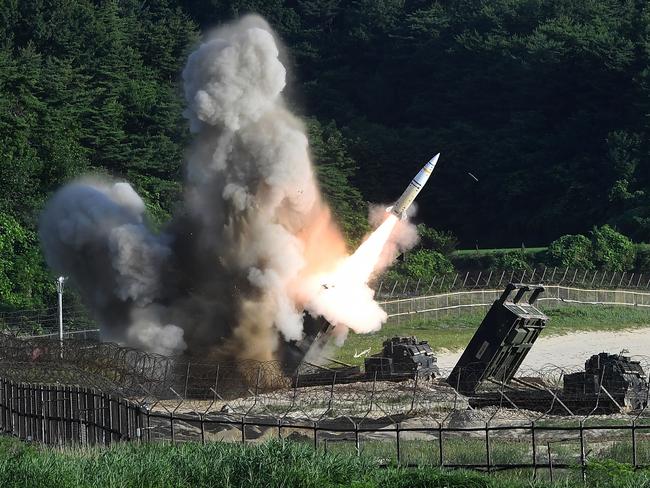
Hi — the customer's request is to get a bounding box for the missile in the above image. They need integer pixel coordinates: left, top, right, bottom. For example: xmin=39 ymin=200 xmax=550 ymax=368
xmin=387 ymin=153 xmax=440 ymax=219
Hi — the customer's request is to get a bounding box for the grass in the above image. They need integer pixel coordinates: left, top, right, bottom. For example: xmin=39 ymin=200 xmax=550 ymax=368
xmin=2 ymin=436 xmax=650 ymax=487
xmin=334 ymin=305 xmax=650 ymax=365
xmin=453 ymin=247 xmax=547 ymax=257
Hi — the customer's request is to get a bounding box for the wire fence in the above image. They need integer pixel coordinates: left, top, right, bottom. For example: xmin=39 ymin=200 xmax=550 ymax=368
xmin=5 ymin=285 xmax=650 ymax=340
xmin=3 ymin=335 xmax=650 ymax=479
xmin=2 ymin=266 xmax=650 ymax=340
xmin=374 ymin=266 xmax=650 ymax=299
xmin=0 ymin=303 xmax=95 ymax=338
xmin=3 ymin=273 xmax=650 ymax=479
xmin=4 ymin=375 xmax=650 ymax=480
xmin=380 ymin=285 xmax=650 ymax=325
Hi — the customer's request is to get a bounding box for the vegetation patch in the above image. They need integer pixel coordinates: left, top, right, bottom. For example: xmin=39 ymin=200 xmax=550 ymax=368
xmin=2 ymin=436 xmax=650 ymax=487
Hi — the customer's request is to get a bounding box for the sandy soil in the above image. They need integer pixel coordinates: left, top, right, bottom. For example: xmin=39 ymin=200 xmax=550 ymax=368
xmin=435 ymin=326 xmax=650 ymax=371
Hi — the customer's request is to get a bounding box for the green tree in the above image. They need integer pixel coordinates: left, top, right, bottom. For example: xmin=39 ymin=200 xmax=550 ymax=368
xmin=416 ymin=224 xmax=458 ymax=256
xmin=0 ymin=215 xmax=52 ymax=310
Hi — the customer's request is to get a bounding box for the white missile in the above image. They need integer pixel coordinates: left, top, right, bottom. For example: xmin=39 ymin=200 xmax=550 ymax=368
xmin=387 ymin=153 xmax=440 ymax=219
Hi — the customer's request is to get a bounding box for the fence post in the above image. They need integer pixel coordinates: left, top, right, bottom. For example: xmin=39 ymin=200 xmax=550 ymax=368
xmin=438 ymin=422 xmax=444 ymax=467
xmin=241 ymin=416 xmax=246 ymax=443
xmin=632 ymin=420 xmax=637 ymax=469
xmin=183 ymin=362 xmax=191 ymax=399
xmin=579 ymin=420 xmax=586 ymax=482
xmin=485 ymin=422 xmax=491 ymax=474
xmin=355 ymin=422 xmax=360 ymax=456
xmin=531 ymin=421 xmax=537 ymax=479
xmin=389 ymin=280 xmax=398 ymax=298
xmin=396 ymin=422 xmax=401 ymax=465
xmin=547 ymin=442 xmax=553 ymax=482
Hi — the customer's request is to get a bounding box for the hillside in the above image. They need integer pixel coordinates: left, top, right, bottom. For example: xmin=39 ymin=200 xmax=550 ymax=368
xmin=2 ymin=0 xmax=650 ymax=309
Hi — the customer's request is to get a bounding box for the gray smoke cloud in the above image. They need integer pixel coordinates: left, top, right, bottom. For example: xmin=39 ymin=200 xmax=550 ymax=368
xmin=40 ymin=15 xmax=420 ymax=365
xmin=39 ymin=16 xmax=359 ymax=362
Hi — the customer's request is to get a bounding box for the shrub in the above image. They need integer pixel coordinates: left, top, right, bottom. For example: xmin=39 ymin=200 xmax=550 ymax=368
xmin=548 ymin=234 xmax=594 ymax=269
xmin=394 ymin=249 xmax=455 ymax=282
xmin=590 ymin=225 xmax=635 ymax=271
xmin=489 ymin=250 xmax=531 ymax=271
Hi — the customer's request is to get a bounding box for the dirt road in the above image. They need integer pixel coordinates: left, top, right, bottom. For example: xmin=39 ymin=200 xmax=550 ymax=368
xmin=435 ymin=326 xmax=650 ymax=370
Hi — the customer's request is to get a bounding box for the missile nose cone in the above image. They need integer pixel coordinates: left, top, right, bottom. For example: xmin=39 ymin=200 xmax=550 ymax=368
xmin=429 ymin=153 xmax=440 ymax=166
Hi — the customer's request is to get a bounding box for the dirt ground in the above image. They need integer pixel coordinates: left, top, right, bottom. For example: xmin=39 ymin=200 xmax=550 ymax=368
xmin=435 ymin=326 xmax=650 ymax=370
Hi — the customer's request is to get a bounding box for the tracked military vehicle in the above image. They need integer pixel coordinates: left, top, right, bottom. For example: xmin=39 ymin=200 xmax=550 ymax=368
xmin=292 ymin=336 xmax=438 ymax=387
xmin=563 ymin=352 xmax=648 ymax=411
xmin=364 ymin=336 xmax=438 ymax=380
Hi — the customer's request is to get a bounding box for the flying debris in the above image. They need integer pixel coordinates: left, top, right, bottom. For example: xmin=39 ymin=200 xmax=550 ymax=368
xmin=354 ymin=347 xmax=371 ymax=358
xmin=388 ymin=153 xmax=440 ymax=219
xmin=467 ymin=172 xmax=479 ymax=182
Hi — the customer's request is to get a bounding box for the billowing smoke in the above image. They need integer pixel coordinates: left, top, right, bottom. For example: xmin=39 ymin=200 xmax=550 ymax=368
xmin=39 ymin=15 xmax=416 ymax=362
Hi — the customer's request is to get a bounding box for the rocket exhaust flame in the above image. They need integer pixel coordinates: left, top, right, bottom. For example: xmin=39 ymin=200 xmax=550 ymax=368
xmin=303 ymin=154 xmax=440 ymax=345
xmin=305 ymin=214 xmax=399 ymax=336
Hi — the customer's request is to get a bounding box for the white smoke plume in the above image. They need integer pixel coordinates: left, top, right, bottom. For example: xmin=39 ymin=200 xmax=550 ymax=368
xmin=39 ymin=15 xmax=416 ymax=365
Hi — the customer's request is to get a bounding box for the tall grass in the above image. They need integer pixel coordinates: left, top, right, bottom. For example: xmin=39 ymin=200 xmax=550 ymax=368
xmin=2 ymin=437 xmax=650 ymax=488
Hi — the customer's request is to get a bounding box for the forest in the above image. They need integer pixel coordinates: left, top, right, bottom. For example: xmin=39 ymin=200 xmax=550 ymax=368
xmin=2 ymin=0 xmax=650 ymax=309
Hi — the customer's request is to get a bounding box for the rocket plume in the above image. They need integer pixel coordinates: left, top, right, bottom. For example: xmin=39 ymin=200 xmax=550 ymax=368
xmin=38 ymin=15 xmax=417 ymax=363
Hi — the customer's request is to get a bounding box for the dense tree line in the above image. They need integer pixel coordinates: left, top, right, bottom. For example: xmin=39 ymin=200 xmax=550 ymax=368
xmin=2 ymin=0 xmax=650 ymax=309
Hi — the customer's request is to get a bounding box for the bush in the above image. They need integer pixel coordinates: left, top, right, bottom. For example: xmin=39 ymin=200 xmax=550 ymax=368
xmin=416 ymin=225 xmax=458 ymax=256
xmin=489 ymin=250 xmax=531 ymax=271
xmin=590 ymin=225 xmax=635 ymax=271
xmin=548 ymin=234 xmax=594 ymax=269
xmin=390 ymin=249 xmax=455 ymax=282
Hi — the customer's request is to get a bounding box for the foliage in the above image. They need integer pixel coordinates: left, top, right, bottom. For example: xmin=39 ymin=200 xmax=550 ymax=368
xmin=489 ymin=250 xmax=531 ymax=271
xmin=1 ymin=436 xmax=647 ymax=487
xmin=451 ymin=248 xmax=547 ymax=271
xmin=389 ymin=249 xmax=455 ymax=283
xmin=636 ymin=244 xmax=650 ymax=271
xmin=5 ymin=0 xmax=650 ymax=308
xmin=416 ymin=224 xmax=458 ymax=256
xmin=0 ymin=214 xmax=52 ymax=310
xmin=590 ymin=225 xmax=636 ymax=271
xmin=548 ymin=234 xmax=595 ymax=269
xmin=586 ymin=459 xmax=637 ymax=487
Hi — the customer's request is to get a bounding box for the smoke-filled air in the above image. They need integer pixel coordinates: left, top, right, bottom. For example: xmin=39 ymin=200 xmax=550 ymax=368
xmin=39 ymin=15 xmax=417 ymax=363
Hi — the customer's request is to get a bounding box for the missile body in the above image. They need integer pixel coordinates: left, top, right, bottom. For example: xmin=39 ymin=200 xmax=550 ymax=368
xmin=388 ymin=153 xmax=440 ymax=219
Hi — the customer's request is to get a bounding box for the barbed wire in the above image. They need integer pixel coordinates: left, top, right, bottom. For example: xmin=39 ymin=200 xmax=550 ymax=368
xmin=1 ymin=334 xmax=648 ymax=422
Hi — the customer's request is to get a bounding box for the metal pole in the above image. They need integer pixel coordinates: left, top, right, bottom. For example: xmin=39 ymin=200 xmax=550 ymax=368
xmin=56 ymin=277 xmax=66 ymax=358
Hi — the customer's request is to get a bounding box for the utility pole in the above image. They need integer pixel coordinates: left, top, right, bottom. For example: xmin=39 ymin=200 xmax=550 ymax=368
xmin=56 ymin=276 xmax=66 ymax=358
